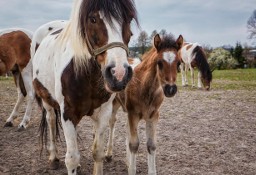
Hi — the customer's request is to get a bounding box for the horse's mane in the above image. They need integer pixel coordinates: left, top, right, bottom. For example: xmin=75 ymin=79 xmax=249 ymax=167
xmin=192 ymin=45 xmax=212 ymax=82
xmin=58 ymin=0 xmax=138 ymax=73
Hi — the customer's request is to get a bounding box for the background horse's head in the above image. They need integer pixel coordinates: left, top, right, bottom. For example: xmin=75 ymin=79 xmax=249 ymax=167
xmin=78 ymin=0 xmax=138 ymax=92
xmin=153 ymin=34 xmax=183 ymax=97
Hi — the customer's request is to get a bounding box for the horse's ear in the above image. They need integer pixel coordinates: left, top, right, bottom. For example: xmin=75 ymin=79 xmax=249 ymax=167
xmin=176 ymin=35 xmax=183 ymax=50
xmin=154 ymin=34 xmax=161 ymax=50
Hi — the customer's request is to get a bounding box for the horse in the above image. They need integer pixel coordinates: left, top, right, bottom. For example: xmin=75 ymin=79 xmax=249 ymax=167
xmin=106 ymin=34 xmax=183 ymax=175
xmin=32 ymin=0 xmax=138 ymax=174
xmin=0 ymin=28 xmax=34 ymax=130
xmin=30 ymin=20 xmax=68 ymax=58
xmin=178 ymin=42 xmax=212 ymax=90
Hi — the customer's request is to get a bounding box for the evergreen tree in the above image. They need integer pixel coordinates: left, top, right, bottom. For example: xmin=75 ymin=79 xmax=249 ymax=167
xmin=233 ymin=42 xmax=246 ymax=68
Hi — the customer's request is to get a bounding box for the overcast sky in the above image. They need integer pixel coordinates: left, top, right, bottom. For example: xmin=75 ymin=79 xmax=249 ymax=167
xmin=0 ymin=0 xmax=255 ymax=47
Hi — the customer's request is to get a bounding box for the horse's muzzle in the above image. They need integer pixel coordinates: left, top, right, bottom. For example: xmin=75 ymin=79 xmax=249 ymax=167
xmin=103 ymin=64 xmax=133 ymax=92
xmin=164 ymin=84 xmax=177 ymax=97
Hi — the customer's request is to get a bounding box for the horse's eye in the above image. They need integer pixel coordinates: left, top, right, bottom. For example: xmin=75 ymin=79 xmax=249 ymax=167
xmin=157 ymin=60 xmax=163 ymax=70
xmin=90 ymin=17 xmax=96 ymax=23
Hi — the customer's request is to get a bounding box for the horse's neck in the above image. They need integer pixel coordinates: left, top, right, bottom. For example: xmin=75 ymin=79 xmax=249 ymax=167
xmin=135 ymin=52 xmax=160 ymax=89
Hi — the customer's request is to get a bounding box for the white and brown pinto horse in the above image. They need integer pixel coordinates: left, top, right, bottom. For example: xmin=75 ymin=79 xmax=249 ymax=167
xmin=106 ymin=34 xmax=183 ymax=175
xmin=178 ymin=42 xmax=212 ymax=90
xmin=32 ymin=0 xmax=138 ymax=174
xmin=0 ymin=28 xmax=34 ymax=130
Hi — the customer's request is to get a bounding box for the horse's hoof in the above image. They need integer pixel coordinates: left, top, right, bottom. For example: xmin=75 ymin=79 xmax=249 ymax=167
xmin=4 ymin=122 xmax=13 ymax=127
xmin=17 ymin=125 xmax=26 ymax=132
xmin=49 ymin=158 xmax=60 ymax=170
xmin=105 ymin=155 xmax=113 ymax=162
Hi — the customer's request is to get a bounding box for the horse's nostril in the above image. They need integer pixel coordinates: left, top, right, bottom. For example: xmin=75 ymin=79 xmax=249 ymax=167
xmin=111 ymin=68 xmax=115 ymax=75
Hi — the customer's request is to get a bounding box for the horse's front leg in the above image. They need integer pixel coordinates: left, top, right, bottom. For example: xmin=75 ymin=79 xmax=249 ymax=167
xmin=146 ymin=114 xmax=158 ymax=175
xmin=127 ymin=113 xmax=140 ymax=175
xmin=61 ymin=111 xmax=80 ymax=175
xmin=197 ymin=71 xmax=203 ymax=88
xmin=179 ymin=63 xmax=186 ymax=86
xmin=106 ymin=98 xmax=121 ymax=162
xmin=189 ymin=65 xmax=195 ymax=87
xmin=92 ymin=96 xmax=115 ymax=175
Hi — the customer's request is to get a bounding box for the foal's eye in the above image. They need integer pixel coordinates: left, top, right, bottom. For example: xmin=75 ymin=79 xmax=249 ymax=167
xmin=157 ymin=60 xmax=163 ymax=70
xmin=90 ymin=17 xmax=96 ymax=23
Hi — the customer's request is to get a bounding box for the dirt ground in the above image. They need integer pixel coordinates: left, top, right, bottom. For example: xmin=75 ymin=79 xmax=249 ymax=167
xmin=0 ymin=79 xmax=256 ymax=175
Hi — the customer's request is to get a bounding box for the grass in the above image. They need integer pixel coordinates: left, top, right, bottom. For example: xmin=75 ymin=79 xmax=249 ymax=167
xmin=177 ymin=68 xmax=256 ymax=91
xmin=1 ymin=69 xmax=256 ymax=91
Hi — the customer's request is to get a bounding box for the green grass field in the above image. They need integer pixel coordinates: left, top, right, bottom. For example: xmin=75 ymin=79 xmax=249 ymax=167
xmin=1 ymin=69 xmax=256 ymax=91
xmin=176 ymin=68 xmax=256 ymax=90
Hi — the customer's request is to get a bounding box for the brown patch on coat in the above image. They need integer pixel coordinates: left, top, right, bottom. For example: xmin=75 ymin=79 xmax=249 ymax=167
xmin=33 ymin=78 xmax=60 ymax=110
xmin=0 ymin=31 xmax=31 ymax=75
xmin=61 ymin=58 xmax=111 ymax=126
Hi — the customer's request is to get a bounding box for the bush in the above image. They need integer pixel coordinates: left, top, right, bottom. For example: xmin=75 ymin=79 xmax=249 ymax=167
xmin=208 ymin=48 xmax=238 ymax=70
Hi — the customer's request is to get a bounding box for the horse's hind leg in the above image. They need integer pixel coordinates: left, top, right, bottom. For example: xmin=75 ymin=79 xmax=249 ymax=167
xmin=184 ymin=64 xmax=189 ymax=86
xmin=127 ymin=113 xmax=140 ymax=175
xmin=18 ymin=62 xmax=35 ymax=130
xmin=146 ymin=116 xmax=158 ymax=175
xmin=4 ymin=71 xmax=25 ymax=127
xmin=43 ymin=102 xmax=60 ymax=170
xmin=105 ymin=98 xmax=121 ymax=162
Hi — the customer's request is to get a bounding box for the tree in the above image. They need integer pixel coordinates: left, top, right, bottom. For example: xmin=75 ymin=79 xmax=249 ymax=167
xmin=233 ymin=42 xmax=246 ymax=68
xmin=149 ymin=30 xmax=158 ymax=46
xmin=208 ymin=48 xmax=237 ymax=70
xmin=137 ymin=31 xmax=150 ymax=54
xmin=247 ymin=9 xmax=256 ymax=41
xmin=159 ymin=29 xmax=167 ymax=36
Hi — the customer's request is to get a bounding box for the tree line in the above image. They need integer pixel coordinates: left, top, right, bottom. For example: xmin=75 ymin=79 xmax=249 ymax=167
xmin=130 ymin=9 xmax=256 ymax=69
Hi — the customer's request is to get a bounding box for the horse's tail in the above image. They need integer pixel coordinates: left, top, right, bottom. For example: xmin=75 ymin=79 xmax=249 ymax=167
xmin=33 ymin=81 xmax=61 ymax=156
xmin=192 ymin=46 xmax=212 ymax=82
xmin=12 ymin=64 xmax=27 ymax=97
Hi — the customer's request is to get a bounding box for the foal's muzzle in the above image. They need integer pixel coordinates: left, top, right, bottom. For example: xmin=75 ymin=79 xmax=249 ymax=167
xmin=104 ymin=64 xmax=133 ymax=92
xmin=164 ymin=84 xmax=177 ymax=97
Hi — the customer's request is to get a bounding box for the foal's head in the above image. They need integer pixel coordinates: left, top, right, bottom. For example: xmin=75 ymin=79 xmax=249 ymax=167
xmin=153 ymin=34 xmax=183 ymax=97
xmin=79 ymin=0 xmax=138 ymax=92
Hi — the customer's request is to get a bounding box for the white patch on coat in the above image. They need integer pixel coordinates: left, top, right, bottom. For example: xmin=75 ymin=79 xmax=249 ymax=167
xmin=163 ymin=51 xmax=176 ymax=64
xmin=100 ymin=12 xmax=128 ymax=81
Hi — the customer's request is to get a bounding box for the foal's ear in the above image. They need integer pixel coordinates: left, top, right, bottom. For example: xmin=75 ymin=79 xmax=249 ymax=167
xmin=154 ymin=34 xmax=161 ymax=50
xmin=176 ymin=35 xmax=183 ymax=50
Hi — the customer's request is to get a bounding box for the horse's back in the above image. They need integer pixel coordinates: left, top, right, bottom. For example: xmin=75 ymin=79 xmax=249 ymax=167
xmin=31 ymin=20 xmax=68 ymax=58
xmin=0 ymin=28 xmax=33 ymax=39
xmin=180 ymin=42 xmax=200 ymax=64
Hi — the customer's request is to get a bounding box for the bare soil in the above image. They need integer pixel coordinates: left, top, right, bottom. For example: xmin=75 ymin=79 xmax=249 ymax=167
xmin=0 ymin=79 xmax=256 ymax=175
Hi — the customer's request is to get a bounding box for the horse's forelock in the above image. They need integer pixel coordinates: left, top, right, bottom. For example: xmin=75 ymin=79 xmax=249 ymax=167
xmin=79 ymin=0 xmax=138 ymax=36
xmin=157 ymin=34 xmax=178 ymax=51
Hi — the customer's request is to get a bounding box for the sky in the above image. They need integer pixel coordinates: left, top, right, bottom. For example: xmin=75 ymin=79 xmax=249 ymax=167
xmin=0 ymin=0 xmax=255 ymax=48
